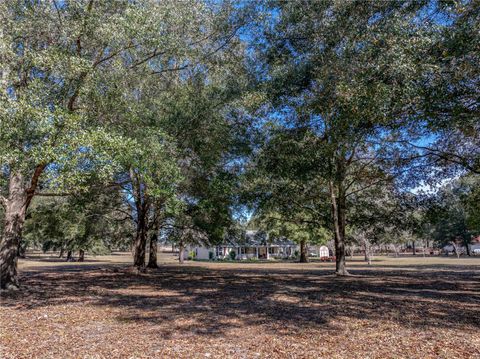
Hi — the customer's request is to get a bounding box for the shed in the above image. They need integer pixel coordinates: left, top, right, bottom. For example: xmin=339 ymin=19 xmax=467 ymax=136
xmin=319 ymin=245 xmax=329 ymax=258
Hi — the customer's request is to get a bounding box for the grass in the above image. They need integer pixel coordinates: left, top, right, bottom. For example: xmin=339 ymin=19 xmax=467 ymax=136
xmin=1 ymin=252 xmax=479 ymax=358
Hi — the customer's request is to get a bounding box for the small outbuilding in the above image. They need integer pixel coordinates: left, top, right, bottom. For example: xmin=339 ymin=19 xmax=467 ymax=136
xmin=319 ymin=245 xmax=329 ymax=259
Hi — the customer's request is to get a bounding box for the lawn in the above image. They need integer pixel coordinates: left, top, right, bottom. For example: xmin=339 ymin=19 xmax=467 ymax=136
xmin=1 ymin=253 xmax=479 ymax=359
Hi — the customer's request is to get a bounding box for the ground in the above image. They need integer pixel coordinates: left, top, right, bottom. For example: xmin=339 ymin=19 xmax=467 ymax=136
xmin=1 ymin=252 xmax=479 ymax=359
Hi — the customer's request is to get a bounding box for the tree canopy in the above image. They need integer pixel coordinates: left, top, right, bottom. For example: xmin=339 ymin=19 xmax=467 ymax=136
xmin=1 ymin=0 xmax=478 ymax=288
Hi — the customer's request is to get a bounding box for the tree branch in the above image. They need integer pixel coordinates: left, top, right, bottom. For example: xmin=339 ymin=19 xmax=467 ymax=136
xmin=34 ymin=192 xmax=72 ymax=197
xmin=395 ymin=140 xmax=480 ymax=174
xmin=25 ymin=163 xmax=47 ymax=209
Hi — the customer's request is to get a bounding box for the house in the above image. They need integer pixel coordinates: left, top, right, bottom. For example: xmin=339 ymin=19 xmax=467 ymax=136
xmin=190 ymin=230 xmax=299 ymax=260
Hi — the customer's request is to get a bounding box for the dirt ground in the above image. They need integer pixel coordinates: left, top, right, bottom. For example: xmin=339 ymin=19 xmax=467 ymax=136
xmin=1 ymin=252 xmax=479 ymax=359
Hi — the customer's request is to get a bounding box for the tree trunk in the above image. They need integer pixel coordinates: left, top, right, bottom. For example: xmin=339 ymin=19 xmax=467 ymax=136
xmin=0 ymin=172 xmax=27 ymax=290
xmin=130 ymin=169 xmax=150 ymax=270
xmin=363 ymin=237 xmax=371 ymax=265
xmin=412 ymin=241 xmax=416 ymax=255
xmin=59 ymin=247 xmax=65 ymax=258
xmin=451 ymin=241 xmax=460 ymax=258
xmin=17 ymin=241 xmax=26 ymax=258
xmin=133 ymin=218 xmax=147 ymax=268
xmin=1 ymin=165 xmax=45 ymax=289
xmin=463 ymin=236 xmax=471 ymax=256
xmin=179 ymin=241 xmax=185 ymax=264
xmin=330 ymin=181 xmax=348 ymax=276
xmin=394 ymin=245 xmax=399 ymax=258
xmin=147 ymin=233 xmax=158 ymax=269
xmin=78 ymin=249 xmax=85 ymax=262
xmin=299 ymin=239 xmax=308 ymax=263
xmin=66 ymin=250 xmax=73 ymax=262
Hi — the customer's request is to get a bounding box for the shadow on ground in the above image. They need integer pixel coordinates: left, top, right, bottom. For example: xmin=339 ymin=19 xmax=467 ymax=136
xmin=2 ymin=263 xmax=479 ymax=339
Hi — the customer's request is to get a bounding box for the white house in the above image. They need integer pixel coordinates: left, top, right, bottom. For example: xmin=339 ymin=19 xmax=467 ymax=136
xmin=190 ymin=230 xmax=299 ymax=260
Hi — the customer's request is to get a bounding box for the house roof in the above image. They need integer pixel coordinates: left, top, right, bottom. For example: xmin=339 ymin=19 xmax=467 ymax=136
xmin=221 ymin=230 xmax=297 ymax=247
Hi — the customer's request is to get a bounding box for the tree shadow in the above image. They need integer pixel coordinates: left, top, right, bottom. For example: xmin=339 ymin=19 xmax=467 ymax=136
xmin=2 ymin=264 xmax=479 ymax=339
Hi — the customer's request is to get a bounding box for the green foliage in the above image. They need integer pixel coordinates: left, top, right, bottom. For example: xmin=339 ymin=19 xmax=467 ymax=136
xmin=24 ymin=189 xmax=132 ymax=255
xmin=229 ymin=250 xmax=236 ymax=260
xmin=425 ymin=176 xmax=480 ymax=248
xmin=2 ymin=0 xmax=478 ymax=270
xmin=419 ymin=0 xmax=480 ymax=176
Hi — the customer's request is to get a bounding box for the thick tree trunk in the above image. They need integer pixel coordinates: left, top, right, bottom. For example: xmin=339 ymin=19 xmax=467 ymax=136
xmin=147 ymin=233 xmax=158 ymax=268
xmin=179 ymin=241 xmax=185 ymax=264
xmin=59 ymin=247 xmax=65 ymax=258
xmin=66 ymin=250 xmax=73 ymax=261
xmin=330 ymin=181 xmax=348 ymax=276
xmin=1 ymin=165 xmax=45 ymax=289
xmin=0 ymin=173 xmax=27 ymax=290
xmin=299 ymin=239 xmax=308 ymax=263
xmin=133 ymin=218 xmax=147 ymax=268
xmin=78 ymin=249 xmax=85 ymax=262
xmin=130 ymin=169 xmax=151 ymax=270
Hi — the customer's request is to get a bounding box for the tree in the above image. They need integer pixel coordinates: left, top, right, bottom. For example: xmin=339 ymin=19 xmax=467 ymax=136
xmin=348 ymin=186 xmax=421 ymax=262
xmin=0 ymin=0 xmax=146 ymax=289
xmin=245 ymin=126 xmax=332 ymax=263
xmin=24 ymin=187 xmax=131 ymax=261
xmin=105 ymin=1 xmax=254 ymax=270
xmin=258 ymin=0 xmax=434 ymax=275
xmin=418 ymin=0 xmax=479 ymax=176
xmin=0 ymin=0 xmax=255 ymax=284
xmin=425 ymin=176 xmax=480 ymax=256
xmin=152 ymin=31 xmax=255 ymax=263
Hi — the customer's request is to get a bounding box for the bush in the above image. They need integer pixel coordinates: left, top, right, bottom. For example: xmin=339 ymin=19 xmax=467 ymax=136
xmin=229 ymin=250 xmax=236 ymax=260
xmin=208 ymin=251 xmax=214 ymax=260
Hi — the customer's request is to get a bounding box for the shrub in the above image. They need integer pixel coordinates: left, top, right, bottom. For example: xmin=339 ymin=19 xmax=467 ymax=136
xmin=229 ymin=250 xmax=236 ymax=260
